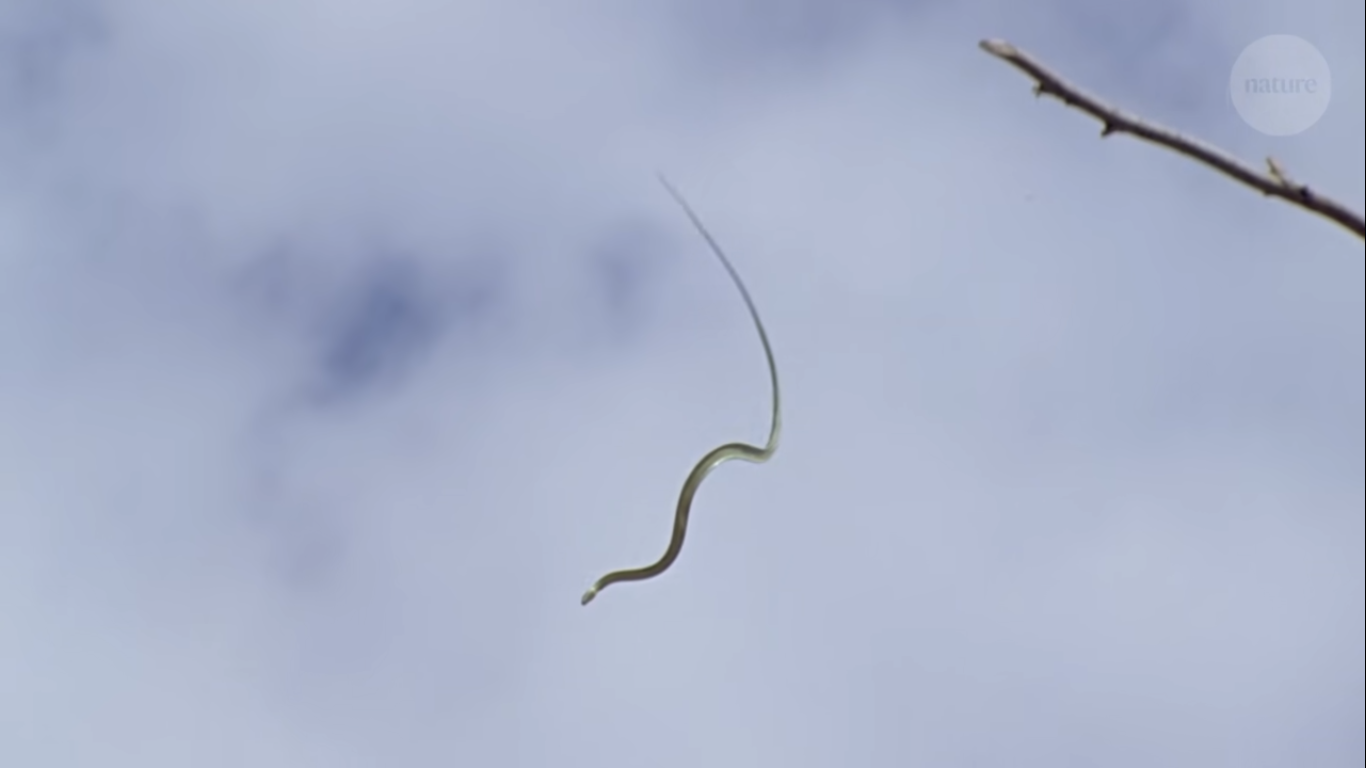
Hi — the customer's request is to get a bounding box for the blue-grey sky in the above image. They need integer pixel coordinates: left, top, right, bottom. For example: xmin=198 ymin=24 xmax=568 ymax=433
xmin=2 ymin=1 xmax=1362 ymax=766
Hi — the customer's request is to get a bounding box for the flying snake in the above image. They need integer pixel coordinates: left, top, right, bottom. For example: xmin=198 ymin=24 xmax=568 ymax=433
xmin=580 ymin=174 xmax=781 ymax=606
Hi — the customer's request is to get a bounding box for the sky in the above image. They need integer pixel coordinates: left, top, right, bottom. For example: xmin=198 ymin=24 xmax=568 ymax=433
xmin=1 ymin=1 xmax=1362 ymax=766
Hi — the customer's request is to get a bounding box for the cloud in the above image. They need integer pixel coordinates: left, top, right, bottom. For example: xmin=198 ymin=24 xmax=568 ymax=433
xmin=2 ymin=1 xmax=1362 ymax=766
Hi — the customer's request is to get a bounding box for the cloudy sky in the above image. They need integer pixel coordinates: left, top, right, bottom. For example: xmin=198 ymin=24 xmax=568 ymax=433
xmin=2 ymin=1 xmax=1362 ymax=766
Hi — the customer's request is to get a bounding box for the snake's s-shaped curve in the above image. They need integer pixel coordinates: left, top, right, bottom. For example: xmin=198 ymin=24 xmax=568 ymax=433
xmin=580 ymin=175 xmax=781 ymax=606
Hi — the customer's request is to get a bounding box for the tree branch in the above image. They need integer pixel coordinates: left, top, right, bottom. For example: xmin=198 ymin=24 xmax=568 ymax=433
xmin=979 ymin=38 xmax=1365 ymax=241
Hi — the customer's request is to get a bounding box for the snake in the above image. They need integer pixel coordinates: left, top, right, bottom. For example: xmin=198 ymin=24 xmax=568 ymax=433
xmin=580 ymin=174 xmax=781 ymax=606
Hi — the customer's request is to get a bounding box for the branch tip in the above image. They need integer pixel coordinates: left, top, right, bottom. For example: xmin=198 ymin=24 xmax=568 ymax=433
xmin=981 ymin=38 xmax=1364 ymax=239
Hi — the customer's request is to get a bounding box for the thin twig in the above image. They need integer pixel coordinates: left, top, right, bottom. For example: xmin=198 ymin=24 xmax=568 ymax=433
xmin=979 ymin=38 xmax=1365 ymax=240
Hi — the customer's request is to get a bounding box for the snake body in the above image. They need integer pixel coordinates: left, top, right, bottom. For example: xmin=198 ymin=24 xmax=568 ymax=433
xmin=580 ymin=176 xmax=781 ymax=606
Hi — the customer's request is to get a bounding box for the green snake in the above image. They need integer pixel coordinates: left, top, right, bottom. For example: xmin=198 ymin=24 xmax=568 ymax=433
xmin=581 ymin=174 xmax=786 ymax=604
xmin=580 ymin=175 xmax=781 ymax=606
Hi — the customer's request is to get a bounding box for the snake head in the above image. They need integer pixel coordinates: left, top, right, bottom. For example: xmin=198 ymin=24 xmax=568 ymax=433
xmin=580 ymin=587 xmax=598 ymax=606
